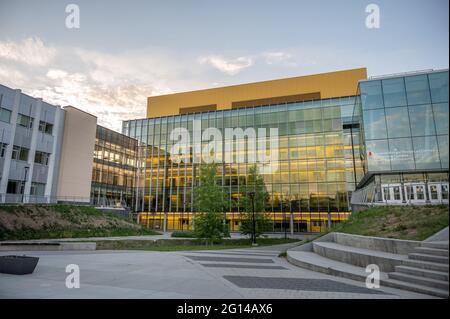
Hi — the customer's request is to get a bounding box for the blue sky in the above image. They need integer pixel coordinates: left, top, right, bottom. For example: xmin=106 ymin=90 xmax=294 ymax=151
xmin=0 ymin=0 xmax=448 ymax=130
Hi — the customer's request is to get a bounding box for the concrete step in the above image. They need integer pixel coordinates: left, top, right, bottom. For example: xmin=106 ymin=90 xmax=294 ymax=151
xmin=403 ymin=258 xmax=449 ymax=273
xmin=408 ymin=253 xmax=449 ymax=264
xmin=312 ymin=241 xmax=406 ymax=272
xmin=395 ymin=265 xmax=449 ymax=281
xmin=414 ymin=246 xmax=449 ymax=257
xmin=388 ymin=272 xmax=449 ymax=290
xmin=422 ymin=241 xmax=449 ymax=250
xmin=382 ymin=278 xmax=449 ymax=299
xmin=287 ymin=250 xmax=438 ymax=298
xmin=287 ymin=250 xmax=382 ymax=282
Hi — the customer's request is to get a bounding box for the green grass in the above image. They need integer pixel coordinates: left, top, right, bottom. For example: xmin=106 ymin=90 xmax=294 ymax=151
xmin=93 ymin=238 xmax=300 ymax=251
xmin=0 ymin=204 xmax=161 ymax=240
xmin=331 ymin=205 xmax=449 ymax=241
xmin=1 ymin=227 xmax=161 ymax=240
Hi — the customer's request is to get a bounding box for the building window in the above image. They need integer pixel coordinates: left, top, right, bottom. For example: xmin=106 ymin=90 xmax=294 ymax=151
xmin=382 ymin=78 xmax=407 ymax=108
xmin=433 ymin=103 xmax=449 ymax=135
xmin=360 ymin=80 xmax=384 ymax=110
xmin=385 ymin=107 xmax=411 ymax=138
xmin=0 ymin=107 xmax=12 ymax=123
xmin=34 ymin=151 xmax=50 ymax=165
xmin=0 ymin=143 xmax=7 ymax=158
xmin=7 ymin=180 xmax=24 ymax=194
xmin=11 ymin=145 xmax=29 ymax=161
xmin=38 ymin=121 xmax=53 ymax=135
xmin=30 ymin=182 xmax=46 ymax=196
xmin=429 ymin=72 xmax=449 ymax=104
xmin=408 ymin=104 xmax=436 ymax=137
xmin=17 ymin=114 xmax=33 ymax=129
xmin=405 ymin=75 xmax=431 ymax=105
xmin=363 ymin=108 xmax=387 ymax=140
xmin=388 ymin=138 xmax=415 ymax=170
xmin=412 ymin=136 xmax=441 ymax=169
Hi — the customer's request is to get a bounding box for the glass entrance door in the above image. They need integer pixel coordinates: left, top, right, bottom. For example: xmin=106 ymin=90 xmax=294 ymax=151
xmin=428 ymin=183 xmax=449 ymax=204
xmin=404 ymin=183 xmax=426 ymax=203
xmin=381 ymin=184 xmax=403 ymax=203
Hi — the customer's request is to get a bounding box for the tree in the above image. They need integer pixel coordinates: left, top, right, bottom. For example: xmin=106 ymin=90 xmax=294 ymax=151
xmin=193 ymin=163 xmax=228 ymax=245
xmin=239 ymin=165 xmax=271 ymax=241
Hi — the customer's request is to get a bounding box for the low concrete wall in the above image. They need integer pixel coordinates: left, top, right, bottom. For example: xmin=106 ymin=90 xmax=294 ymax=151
xmin=312 ymin=242 xmax=405 ymax=272
xmin=288 ymin=233 xmax=333 ymax=252
xmin=0 ymin=242 xmax=96 ymax=251
xmin=333 ymin=232 xmax=420 ymax=255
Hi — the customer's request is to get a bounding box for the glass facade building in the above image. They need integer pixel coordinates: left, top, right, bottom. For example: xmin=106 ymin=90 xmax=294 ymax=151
xmin=121 ymin=68 xmax=448 ymax=232
xmin=123 ymin=96 xmax=364 ymax=232
xmin=352 ymin=70 xmax=449 ymax=205
xmin=91 ymin=125 xmax=138 ymax=209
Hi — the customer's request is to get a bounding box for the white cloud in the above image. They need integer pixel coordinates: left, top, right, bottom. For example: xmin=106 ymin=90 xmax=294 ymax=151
xmin=198 ymin=55 xmax=254 ymax=75
xmin=262 ymin=51 xmax=294 ymax=65
xmin=0 ymin=37 xmax=56 ymax=66
xmin=0 ymin=37 xmax=333 ymax=132
xmin=0 ymin=37 xmax=208 ymax=131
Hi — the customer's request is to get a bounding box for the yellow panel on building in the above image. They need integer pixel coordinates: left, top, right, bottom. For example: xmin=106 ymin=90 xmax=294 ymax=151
xmin=147 ymin=68 xmax=367 ymax=117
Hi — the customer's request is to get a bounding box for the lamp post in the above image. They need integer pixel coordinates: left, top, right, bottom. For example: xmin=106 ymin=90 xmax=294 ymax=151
xmin=248 ymin=191 xmax=256 ymax=246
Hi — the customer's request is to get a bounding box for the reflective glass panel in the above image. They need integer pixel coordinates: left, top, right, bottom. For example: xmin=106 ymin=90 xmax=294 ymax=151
xmin=429 ymin=72 xmax=449 ymax=103
xmin=385 ymin=107 xmax=411 ymax=138
xmin=413 ymin=136 xmax=441 ymax=169
xmin=433 ymin=103 xmax=449 ymax=135
xmin=360 ymin=81 xmax=384 ymax=110
xmin=366 ymin=139 xmax=391 ymax=171
xmin=363 ymin=109 xmax=387 ymax=140
xmin=388 ymin=138 xmax=415 ymax=170
xmin=405 ymin=75 xmax=431 ymax=105
xmin=408 ymin=104 xmax=436 ymax=136
xmin=437 ymin=135 xmax=449 ymax=168
xmin=382 ymin=77 xmax=407 ymax=107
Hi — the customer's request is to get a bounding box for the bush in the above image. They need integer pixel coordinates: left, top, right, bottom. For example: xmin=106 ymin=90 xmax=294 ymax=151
xmin=171 ymin=231 xmax=195 ymax=238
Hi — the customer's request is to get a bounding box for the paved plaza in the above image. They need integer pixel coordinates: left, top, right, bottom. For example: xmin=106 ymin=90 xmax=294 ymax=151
xmin=0 ymin=243 xmax=436 ymax=299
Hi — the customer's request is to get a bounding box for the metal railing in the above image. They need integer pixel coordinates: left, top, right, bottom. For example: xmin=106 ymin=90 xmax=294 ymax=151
xmin=0 ymin=194 xmax=92 ymax=205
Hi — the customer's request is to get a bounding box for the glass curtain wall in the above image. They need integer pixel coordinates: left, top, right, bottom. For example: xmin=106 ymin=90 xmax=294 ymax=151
xmin=124 ymin=96 xmax=363 ymax=232
xmin=91 ymin=126 xmax=138 ymax=209
xmin=353 ymin=70 xmax=449 ymax=205
xmin=358 ymin=71 xmax=449 ymax=173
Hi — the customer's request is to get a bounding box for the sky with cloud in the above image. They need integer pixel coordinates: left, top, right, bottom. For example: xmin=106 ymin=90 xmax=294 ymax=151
xmin=0 ymin=0 xmax=448 ymax=131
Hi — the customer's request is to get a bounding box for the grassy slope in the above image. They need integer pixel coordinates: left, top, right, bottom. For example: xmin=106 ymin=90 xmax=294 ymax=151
xmin=331 ymin=205 xmax=449 ymax=241
xmin=0 ymin=205 xmax=160 ymax=240
xmin=94 ymin=238 xmax=300 ymax=251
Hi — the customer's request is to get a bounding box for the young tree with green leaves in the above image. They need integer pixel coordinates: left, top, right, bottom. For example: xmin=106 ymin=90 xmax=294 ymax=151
xmin=193 ymin=163 xmax=229 ymax=245
xmin=239 ymin=165 xmax=271 ymax=243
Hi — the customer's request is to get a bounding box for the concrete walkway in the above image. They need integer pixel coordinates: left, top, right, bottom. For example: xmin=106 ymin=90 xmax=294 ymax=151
xmin=1 ymin=232 xmax=317 ymax=243
xmin=0 ymin=244 xmax=434 ymax=299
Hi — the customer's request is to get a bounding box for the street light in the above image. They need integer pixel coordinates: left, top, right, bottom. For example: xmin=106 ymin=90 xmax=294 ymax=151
xmin=248 ymin=191 xmax=257 ymax=246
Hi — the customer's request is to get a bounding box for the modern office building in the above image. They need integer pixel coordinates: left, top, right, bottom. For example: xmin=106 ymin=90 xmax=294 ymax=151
xmin=351 ymin=70 xmax=449 ymax=206
xmin=123 ymin=69 xmax=367 ymax=232
xmin=1 ymin=67 xmax=448 ymax=233
xmin=123 ymin=68 xmax=449 ymax=233
xmin=91 ymin=125 xmax=138 ymax=209
xmin=0 ymin=84 xmax=65 ymax=203
xmin=0 ymin=84 xmax=139 ymax=207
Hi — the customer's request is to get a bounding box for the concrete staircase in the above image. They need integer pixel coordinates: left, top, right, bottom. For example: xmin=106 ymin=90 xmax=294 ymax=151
xmin=386 ymin=241 xmax=448 ymax=296
xmin=287 ymin=232 xmax=449 ymax=298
